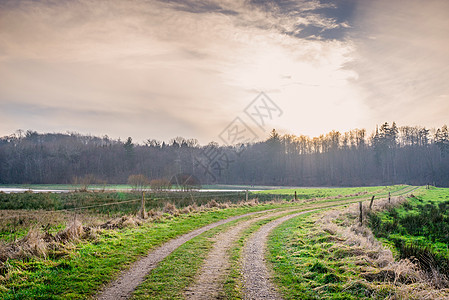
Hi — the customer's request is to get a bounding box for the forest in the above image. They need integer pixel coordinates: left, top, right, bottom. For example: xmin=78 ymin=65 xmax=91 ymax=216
xmin=0 ymin=122 xmax=448 ymax=186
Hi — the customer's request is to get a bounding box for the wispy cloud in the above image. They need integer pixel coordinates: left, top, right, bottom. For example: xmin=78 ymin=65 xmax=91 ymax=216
xmin=0 ymin=0 xmax=358 ymax=142
xmin=2 ymin=0 xmax=445 ymax=143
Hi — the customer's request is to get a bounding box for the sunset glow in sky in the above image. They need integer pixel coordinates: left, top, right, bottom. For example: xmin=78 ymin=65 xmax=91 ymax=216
xmin=1 ymin=0 xmax=448 ymax=144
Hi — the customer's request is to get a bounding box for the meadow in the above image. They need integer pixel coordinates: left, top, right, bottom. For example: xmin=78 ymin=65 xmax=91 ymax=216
xmin=0 ymin=185 xmax=443 ymax=299
xmin=369 ymin=187 xmax=449 ymax=277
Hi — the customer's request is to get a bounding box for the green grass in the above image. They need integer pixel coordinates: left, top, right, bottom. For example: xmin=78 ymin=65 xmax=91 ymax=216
xmin=223 ymin=215 xmax=281 ymax=299
xmin=200 ymin=184 xmax=279 ymax=190
xmin=0 ymin=202 xmax=306 ymax=299
xmin=267 ymin=212 xmax=380 ymax=300
xmin=0 ymin=185 xmax=419 ymax=299
xmin=266 ymin=187 xmax=448 ymax=300
xmin=132 ymin=225 xmax=219 ymax=300
xmin=132 ymin=208 xmax=321 ymax=300
xmin=0 ymin=191 xmax=142 ymax=211
xmin=256 ymin=185 xmax=404 ymax=198
xmin=131 ymin=212 xmax=267 ymax=300
xmin=368 ymin=187 xmax=449 ymax=276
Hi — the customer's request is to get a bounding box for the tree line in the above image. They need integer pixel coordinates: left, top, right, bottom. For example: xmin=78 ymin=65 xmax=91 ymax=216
xmin=0 ymin=123 xmax=448 ymax=187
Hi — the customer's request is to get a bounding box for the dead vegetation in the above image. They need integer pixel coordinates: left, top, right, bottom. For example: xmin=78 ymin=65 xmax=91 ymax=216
xmin=316 ymin=195 xmax=449 ymax=299
xmin=0 ymin=196 xmax=276 ymax=272
xmin=0 ymin=220 xmax=100 ymax=277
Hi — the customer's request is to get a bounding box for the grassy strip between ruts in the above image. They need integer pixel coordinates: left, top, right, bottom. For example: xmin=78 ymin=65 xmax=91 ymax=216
xmin=131 ymin=207 xmax=321 ymax=299
xmin=0 ymin=186 xmax=414 ymax=299
xmin=131 ymin=211 xmax=276 ymax=299
xmin=131 ymin=219 xmax=232 ymax=300
xmin=222 ymin=215 xmax=286 ymax=299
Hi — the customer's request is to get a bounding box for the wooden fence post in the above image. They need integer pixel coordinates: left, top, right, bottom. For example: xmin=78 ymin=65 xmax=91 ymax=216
xmin=369 ymin=195 xmax=375 ymax=210
xmin=246 ymin=190 xmax=248 ymax=202
xmin=141 ymin=191 xmax=146 ymax=219
xmin=294 ymin=191 xmax=297 ymax=201
xmin=359 ymin=202 xmax=363 ymax=225
xmin=388 ymin=192 xmax=391 ymax=203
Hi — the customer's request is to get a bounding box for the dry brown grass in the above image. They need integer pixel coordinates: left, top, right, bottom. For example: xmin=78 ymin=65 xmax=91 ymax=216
xmin=205 ymin=199 xmax=219 ymax=208
xmin=162 ymin=202 xmax=178 ymax=215
xmin=315 ymin=195 xmax=449 ymax=299
xmin=0 ymin=195 xmax=286 ymax=267
xmin=0 ymin=220 xmax=100 ymax=270
xmin=100 ymin=215 xmax=143 ymax=229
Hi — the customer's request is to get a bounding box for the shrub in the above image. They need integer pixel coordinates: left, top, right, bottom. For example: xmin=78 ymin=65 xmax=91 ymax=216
xmin=128 ymin=174 xmax=150 ymax=191
xmin=149 ymin=178 xmax=171 ymax=192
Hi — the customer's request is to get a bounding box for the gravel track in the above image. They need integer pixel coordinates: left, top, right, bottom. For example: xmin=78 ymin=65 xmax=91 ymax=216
xmin=184 ymin=209 xmax=298 ymax=299
xmin=97 ymin=209 xmax=275 ymax=300
xmin=242 ymin=209 xmax=318 ymax=300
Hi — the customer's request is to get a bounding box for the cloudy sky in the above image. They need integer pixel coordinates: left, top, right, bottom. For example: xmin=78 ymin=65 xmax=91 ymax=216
xmin=1 ymin=0 xmax=448 ymax=144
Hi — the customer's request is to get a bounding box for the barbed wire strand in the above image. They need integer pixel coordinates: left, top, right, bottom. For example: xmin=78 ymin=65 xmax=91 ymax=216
xmin=1 ymin=187 xmax=413 ymax=222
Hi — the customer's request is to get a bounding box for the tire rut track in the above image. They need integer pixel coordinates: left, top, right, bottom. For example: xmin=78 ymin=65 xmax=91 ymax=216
xmin=242 ymin=210 xmax=318 ymax=300
xmin=184 ymin=209 xmax=299 ymax=299
xmin=97 ymin=209 xmax=276 ymax=300
xmin=240 ymin=188 xmax=419 ymax=299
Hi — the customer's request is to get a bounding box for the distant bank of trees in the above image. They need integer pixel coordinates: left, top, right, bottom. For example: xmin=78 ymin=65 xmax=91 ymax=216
xmin=0 ymin=123 xmax=448 ymax=187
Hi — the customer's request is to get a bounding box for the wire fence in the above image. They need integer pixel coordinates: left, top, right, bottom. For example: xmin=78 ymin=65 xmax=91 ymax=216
xmin=0 ymin=190 xmax=268 ymax=242
xmin=0 ymin=190 xmax=282 ymax=221
xmin=0 ymin=185 xmax=417 ymax=223
xmin=0 ymin=186 xmax=418 ymax=243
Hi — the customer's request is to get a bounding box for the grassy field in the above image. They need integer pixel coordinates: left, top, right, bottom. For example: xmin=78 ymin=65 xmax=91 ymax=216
xmin=219 ymin=186 xmax=419 ymax=299
xmin=369 ymin=187 xmax=449 ymax=277
xmin=0 ymin=185 xmax=422 ymax=299
xmin=131 ymin=212 xmax=277 ymax=300
xmin=257 ymin=185 xmax=403 ymax=197
xmin=0 ymin=184 xmax=130 ymax=191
